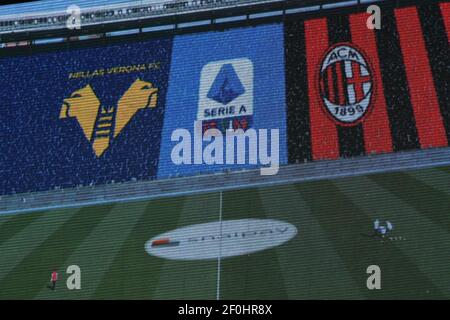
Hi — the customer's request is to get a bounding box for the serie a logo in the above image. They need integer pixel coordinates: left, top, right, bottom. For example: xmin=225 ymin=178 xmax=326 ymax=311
xmin=59 ymin=78 xmax=158 ymax=157
xmin=319 ymin=43 xmax=374 ymax=126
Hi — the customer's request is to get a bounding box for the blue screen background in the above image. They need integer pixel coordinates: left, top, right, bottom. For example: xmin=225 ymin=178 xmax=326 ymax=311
xmin=157 ymin=23 xmax=287 ymax=178
xmin=0 ymin=38 xmax=172 ymax=194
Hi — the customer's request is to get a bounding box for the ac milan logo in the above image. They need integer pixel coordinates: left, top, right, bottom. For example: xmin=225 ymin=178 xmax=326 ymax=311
xmin=319 ymin=43 xmax=374 ymax=126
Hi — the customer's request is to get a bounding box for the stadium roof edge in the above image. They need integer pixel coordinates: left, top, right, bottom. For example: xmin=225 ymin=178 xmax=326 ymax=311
xmin=0 ymin=0 xmax=152 ymax=16
xmin=0 ymin=0 xmax=432 ymax=45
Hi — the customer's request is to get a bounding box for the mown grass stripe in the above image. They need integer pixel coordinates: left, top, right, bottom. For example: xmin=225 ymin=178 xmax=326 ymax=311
xmin=0 ymin=204 xmax=114 ymax=299
xmin=335 ymin=175 xmax=450 ymax=297
xmin=408 ymin=168 xmax=450 ymax=197
xmin=0 ymin=208 xmax=80 ymax=285
xmin=220 ymin=189 xmax=288 ymax=300
xmin=151 ymin=193 xmax=219 ymax=299
xmin=435 ymin=166 xmax=450 ymax=175
xmin=93 ymin=197 xmax=187 ymax=299
xmin=258 ymin=184 xmax=365 ymax=299
xmin=297 ymin=179 xmax=442 ymax=299
xmin=0 ymin=211 xmax=46 ymax=247
xmin=35 ymin=201 xmax=148 ymax=299
xmin=369 ymin=172 xmax=450 ymax=232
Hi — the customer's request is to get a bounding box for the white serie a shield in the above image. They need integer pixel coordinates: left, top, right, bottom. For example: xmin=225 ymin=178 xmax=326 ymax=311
xmin=197 ymin=58 xmax=254 ymax=122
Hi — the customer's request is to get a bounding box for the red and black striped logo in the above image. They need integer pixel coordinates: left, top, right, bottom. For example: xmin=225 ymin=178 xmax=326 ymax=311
xmin=319 ymin=43 xmax=374 ymax=126
xmin=286 ymin=2 xmax=450 ymax=163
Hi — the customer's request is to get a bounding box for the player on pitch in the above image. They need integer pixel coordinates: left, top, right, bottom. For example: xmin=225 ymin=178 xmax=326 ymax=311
xmin=49 ymin=270 xmax=58 ymax=291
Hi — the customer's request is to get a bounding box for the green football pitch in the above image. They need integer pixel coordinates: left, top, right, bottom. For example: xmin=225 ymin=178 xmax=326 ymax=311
xmin=1 ymin=166 xmax=450 ymax=299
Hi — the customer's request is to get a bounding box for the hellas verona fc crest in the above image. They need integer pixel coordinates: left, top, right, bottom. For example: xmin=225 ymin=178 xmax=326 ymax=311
xmin=60 ymin=78 xmax=158 ymax=157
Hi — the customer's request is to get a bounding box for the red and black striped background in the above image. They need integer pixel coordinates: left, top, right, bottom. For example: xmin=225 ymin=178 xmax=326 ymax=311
xmin=286 ymin=1 xmax=450 ymax=164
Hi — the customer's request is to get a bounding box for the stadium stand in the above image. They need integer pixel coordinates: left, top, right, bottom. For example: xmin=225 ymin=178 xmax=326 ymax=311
xmin=2 ymin=147 xmax=450 ymax=215
xmin=0 ymin=0 xmax=283 ymax=34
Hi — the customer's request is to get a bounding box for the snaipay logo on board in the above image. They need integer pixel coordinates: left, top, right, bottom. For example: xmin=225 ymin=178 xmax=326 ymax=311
xmin=146 ymin=219 xmax=297 ymax=260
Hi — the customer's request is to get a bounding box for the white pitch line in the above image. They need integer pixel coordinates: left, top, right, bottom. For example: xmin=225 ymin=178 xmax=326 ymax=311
xmin=216 ymin=191 xmax=223 ymax=301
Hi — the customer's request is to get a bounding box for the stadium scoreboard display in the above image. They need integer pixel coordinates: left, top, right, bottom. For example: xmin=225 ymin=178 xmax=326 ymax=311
xmin=0 ymin=0 xmax=449 ymax=302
